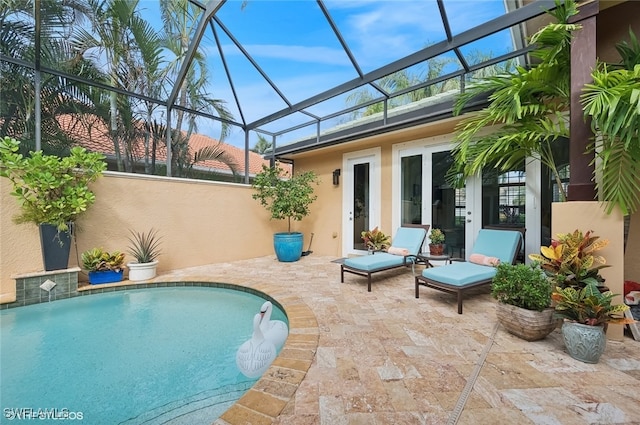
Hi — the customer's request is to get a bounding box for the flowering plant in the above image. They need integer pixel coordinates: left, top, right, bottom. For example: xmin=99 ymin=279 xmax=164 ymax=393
xmin=528 ymin=229 xmax=609 ymax=289
xmin=361 ymin=227 xmax=391 ymax=251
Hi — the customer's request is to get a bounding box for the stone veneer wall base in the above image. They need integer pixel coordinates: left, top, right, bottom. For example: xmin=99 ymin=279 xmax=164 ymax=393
xmin=4 ymin=268 xmax=80 ymax=309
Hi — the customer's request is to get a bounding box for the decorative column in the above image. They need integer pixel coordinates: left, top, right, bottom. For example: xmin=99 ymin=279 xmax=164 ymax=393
xmin=567 ymin=0 xmax=599 ymax=201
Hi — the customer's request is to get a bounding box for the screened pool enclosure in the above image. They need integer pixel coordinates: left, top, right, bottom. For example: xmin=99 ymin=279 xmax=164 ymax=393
xmin=1 ymin=0 xmax=561 ymax=181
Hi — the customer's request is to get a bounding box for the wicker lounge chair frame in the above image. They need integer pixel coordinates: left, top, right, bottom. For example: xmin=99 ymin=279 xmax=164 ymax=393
xmin=341 ymin=224 xmax=429 ymax=292
xmin=414 ymin=228 xmax=523 ymax=314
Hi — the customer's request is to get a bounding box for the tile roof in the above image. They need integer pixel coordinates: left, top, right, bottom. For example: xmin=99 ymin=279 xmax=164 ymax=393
xmin=57 ymin=114 xmax=275 ymax=176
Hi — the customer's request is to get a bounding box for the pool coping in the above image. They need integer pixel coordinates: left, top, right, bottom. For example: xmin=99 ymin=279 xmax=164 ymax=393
xmin=76 ymin=278 xmax=318 ymax=425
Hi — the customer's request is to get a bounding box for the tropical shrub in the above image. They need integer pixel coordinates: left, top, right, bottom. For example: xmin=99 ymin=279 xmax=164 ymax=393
xmin=491 ymin=263 xmax=552 ymax=311
xmin=529 ymin=229 xmax=609 ymax=289
xmin=361 ymin=227 xmax=391 ymax=251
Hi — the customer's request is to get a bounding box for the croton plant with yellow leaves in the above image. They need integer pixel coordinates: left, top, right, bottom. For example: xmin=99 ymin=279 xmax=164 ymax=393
xmin=361 ymin=227 xmax=391 ymax=251
xmin=529 ymin=229 xmax=610 ymax=289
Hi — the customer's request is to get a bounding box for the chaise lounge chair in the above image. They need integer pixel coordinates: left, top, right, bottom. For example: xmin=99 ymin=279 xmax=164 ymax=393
xmin=414 ymin=228 xmax=522 ymax=314
xmin=341 ymin=225 xmax=429 ymax=292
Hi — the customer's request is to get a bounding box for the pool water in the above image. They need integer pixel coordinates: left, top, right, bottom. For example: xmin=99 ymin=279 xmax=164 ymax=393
xmin=0 ymin=287 xmax=287 ymax=424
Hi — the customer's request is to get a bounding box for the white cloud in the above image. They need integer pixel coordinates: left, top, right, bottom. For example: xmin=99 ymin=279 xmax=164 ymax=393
xmin=238 ymin=44 xmax=352 ymax=67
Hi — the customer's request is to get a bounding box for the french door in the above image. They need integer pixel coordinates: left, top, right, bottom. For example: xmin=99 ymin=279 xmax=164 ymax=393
xmin=342 ymin=148 xmax=381 ymax=256
xmin=394 ymin=143 xmax=479 ymax=258
xmin=393 ymin=141 xmax=540 ymax=260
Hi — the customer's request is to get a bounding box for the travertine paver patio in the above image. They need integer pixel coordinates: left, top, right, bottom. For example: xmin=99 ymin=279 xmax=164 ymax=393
xmin=155 ymin=255 xmax=640 ymax=425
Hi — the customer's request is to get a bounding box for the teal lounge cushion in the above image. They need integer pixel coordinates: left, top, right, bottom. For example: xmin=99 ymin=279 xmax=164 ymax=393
xmin=421 ymin=262 xmax=496 ymax=287
xmin=344 ymin=253 xmax=406 ymax=271
xmin=471 ymin=229 xmax=521 ymax=264
xmin=392 ymin=227 xmax=427 ymax=254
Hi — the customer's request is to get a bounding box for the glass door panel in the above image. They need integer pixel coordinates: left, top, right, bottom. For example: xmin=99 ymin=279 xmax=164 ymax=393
xmin=431 ymin=150 xmax=465 ymax=257
xmin=482 ymin=163 xmax=526 ymax=261
xmin=352 ymin=162 xmax=370 ymax=250
xmin=401 ymin=155 xmax=422 ymax=225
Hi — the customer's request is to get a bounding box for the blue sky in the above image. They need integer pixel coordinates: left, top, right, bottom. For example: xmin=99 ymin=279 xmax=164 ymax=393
xmin=143 ymin=0 xmax=516 ymax=148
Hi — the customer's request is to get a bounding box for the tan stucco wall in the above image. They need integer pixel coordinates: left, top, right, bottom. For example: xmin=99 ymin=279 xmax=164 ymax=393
xmin=552 ymin=201 xmax=625 ymax=340
xmin=625 ymin=213 xmax=640 ymax=284
xmin=0 ymin=170 xmax=334 ymax=303
xmin=597 ymin=0 xmax=640 ymax=63
xmin=287 ymin=117 xmax=461 ymax=252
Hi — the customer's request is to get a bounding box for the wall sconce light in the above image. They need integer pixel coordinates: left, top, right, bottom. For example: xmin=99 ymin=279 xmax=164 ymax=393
xmin=332 ymin=169 xmax=341 ymax=186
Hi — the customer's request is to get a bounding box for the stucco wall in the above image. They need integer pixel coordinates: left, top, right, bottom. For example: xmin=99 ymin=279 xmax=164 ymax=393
xmin=552 ymin=201 xmax=626 ymax=340
xmin=1 ymin=170 xmax=334 ymax=303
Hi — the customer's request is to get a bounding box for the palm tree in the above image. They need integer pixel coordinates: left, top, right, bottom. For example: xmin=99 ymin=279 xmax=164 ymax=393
xmin=251 ymin=134 xmax=272 ymax=155
xmin=449 ymin=0 xmax=578 ymax=201
xmin=159 ymin=0 xmax=235 ymax=177
xmin=581 ymin=29 xmax=640 ymax=215
xmin=159 ymin=0 xmax=233 ymax=137
xmin=70 ymin=0 xmax=167 ymax=172
xmin=345 ymin=57 xmax=457 ymax=120
xmin=0 ymin=0 xmax=100 ymax=153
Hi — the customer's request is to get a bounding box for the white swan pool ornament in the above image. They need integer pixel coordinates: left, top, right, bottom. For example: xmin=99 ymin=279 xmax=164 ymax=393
xmin=259 ymin=301 xmax=289 ymax=350
xmin=235 ymin=313 xmax=276 ymax=378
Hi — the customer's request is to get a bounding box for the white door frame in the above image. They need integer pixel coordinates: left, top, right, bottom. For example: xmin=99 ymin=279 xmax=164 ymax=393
xmin=342 ymin=148 xmax=382 ymax=256
xmin=392 ymin=138 xmax=540 ymax=260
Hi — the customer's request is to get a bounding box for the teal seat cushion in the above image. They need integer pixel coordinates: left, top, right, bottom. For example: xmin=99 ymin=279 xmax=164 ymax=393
xmin=391 ymin=227 xmax=427 ymax=255
xmin=344 ymin=253 xmax=406 ymax=271
xmin=421 ymin=262 xmax=496 ymax=287
xmin=471 ymin=229 xmax=522 ymax=264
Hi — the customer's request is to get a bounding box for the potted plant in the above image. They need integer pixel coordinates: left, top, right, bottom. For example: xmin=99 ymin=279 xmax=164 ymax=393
xmin=528 ymin=229 xmax=609 ymax=290
xmin=552 ymin=282 xmax=635 ymax=363
xmin=126 ymin=228 xmax=162 ymax=281
xmin=491 ymin=263 xmax=557 ymax=341
xmin=252 ymin=163 xmax=319 ymax=262
xmin=428 ymin=228 xmax=445 ymax=255
xmin=361 ymin=227 xmax=391 ymax=252
xmin=81 ymin=248 xmax=125 ymax=285
xmin=0 ymin=136 xmax=106 ymax=271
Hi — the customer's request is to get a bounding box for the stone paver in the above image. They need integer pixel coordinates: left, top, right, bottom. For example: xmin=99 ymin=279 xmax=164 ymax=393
xmin=154 ymin=255 xmax=640 ymax=425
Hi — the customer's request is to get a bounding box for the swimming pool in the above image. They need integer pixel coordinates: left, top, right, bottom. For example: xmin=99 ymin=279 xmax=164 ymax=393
xmin=0 ymin=286 xmax=287 ymax=424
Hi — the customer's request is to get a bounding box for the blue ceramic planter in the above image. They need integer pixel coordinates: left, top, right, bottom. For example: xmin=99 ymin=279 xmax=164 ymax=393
xmin=88 ymin=270 xmax=124 ymax=285
xmin=273 ymin=232 xmax=304 ymax=262
xmin=561 ymin=321 xmax=606 ymax=364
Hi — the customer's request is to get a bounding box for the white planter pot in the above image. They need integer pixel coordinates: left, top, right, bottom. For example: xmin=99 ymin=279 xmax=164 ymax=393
xmin=127 ymin=261 xmax=159 ymax=282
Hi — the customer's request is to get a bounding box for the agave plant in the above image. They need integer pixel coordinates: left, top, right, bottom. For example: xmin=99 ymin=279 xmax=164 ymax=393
xmin=552 ymin=282 xmax=634 ymax=326
xmin=127 ymin=228 xmax=163 ymax=264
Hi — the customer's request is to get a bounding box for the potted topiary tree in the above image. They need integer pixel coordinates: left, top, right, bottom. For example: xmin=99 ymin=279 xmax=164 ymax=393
xmin=252 ymin=163 xmax=319 ymax=262
xmin=491 ymin=263 xmax=558 ymax=341
xmin=0 ymin=136 xmax=106 ymax=271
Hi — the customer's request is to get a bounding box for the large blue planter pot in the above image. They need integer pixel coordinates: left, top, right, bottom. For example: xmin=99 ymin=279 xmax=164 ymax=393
xmin=88 ymin=270 xmax=124 ymax=285
xmin=273 ymin=232 xmax=304 ymax=262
